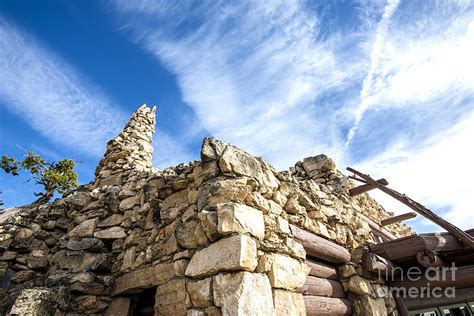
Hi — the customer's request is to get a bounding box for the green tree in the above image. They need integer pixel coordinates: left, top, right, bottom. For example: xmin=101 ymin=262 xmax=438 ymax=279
xmin=1 ymin=152 xmax=78 ymax=205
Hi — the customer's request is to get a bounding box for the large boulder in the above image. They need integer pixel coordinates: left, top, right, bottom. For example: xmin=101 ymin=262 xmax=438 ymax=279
xmin=185 ymin=235 xmax=257 ymax=277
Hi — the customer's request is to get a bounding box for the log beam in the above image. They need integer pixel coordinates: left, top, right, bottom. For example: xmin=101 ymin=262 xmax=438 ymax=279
xmin=363 ymin=252 xmax=400 ymax=277
xmin=306 ymin=258 xmax=339 ymax=280
xmin=349 ymin=178 xmax=388 ymax=196
xmin=381 ymin=212 xmax=417 ymax=226
xmin=370 ymin=231 xmax=474 ymax=261
xmin=347 ymin=167 xmax=474 ymax=249
xmin=290 ymin=224 xmax=351 ymax=264
xmin=389 ymin=264 xmax=474 ymax=289
xmin=299 ymin=276 xmax=346 ymax=298
xmin=304 ymin=296 xmax=352 ymax=316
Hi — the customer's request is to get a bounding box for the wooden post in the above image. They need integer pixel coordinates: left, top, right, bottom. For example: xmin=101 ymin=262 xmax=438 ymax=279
xmin=290 ymin=225 xmax=351 ymax=263
xmin=349 ymin=178 xmax=388 ymax=196
xmin=347 ymin=167 xmax=474 ymax=249
xmin=381 ymin=212 xmax=417 ymax=226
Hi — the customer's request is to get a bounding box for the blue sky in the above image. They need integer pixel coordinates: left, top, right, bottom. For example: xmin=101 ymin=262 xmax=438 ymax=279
xmin=0 ymin=0 xmax=473 ymax=232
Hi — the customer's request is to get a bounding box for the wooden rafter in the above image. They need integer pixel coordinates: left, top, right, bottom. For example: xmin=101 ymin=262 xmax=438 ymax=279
xmin=347 ymin=167 xmax=474 ymax=249
xmin=380 ymin=212 xmax=417 ymax=226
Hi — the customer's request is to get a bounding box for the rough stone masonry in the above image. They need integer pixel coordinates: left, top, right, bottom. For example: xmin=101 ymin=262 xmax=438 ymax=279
xmin=0 ymin=105 xmax=412 ymax=315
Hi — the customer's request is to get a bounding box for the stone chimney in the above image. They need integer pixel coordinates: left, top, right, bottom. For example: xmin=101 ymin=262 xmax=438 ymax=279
xmin=94 ymin=104 xmax=156 ymax=187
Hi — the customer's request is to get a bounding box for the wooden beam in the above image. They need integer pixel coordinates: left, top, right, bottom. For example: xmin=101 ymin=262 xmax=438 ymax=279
xmin=290 ymin=224 xmax=351 ymax=264
xmin=381 ymin=212 xmax=417 ymax=226
xmin=303 ymin=296 xmax=352 ymax=316
xmin=394 ymin=295 xmax=409 ymax=316
xmin=363 ymin=253 xmax=400 ymax=277
xmin=370 ymin=230 xmax=474 ymax=261
xmin=357 ymin=212 xmax=397 ymax=241
xmin=299 ymin=276 xmax=346 ymax=298
xmin=403 ymin=287 xmax=474 ymax=310
xmin=389 ymin=264 xmax=474 ymax=289
xmin=347 ymin=167 xmax=474 ymax=249
xmin=306 ymin=258 xmax=339 ymax=280
xmin=416 ymin=250 xmax=445 ymax=268
xmin=349 ymin=178 xmax=388 ymax=196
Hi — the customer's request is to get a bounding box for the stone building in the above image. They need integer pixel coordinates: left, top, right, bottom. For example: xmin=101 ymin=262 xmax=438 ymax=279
xmin=0 ymin=105 xmax=417 ymax=315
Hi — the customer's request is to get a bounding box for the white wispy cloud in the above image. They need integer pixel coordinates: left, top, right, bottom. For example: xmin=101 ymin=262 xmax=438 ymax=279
xmin=346 ymin=0 xmax=400 ymax=145
xmin=0 ymin=17 xmax=126 ymax=155
xmin=112 ymin=0 xmax=368 ymax=168
xmin=0 ymin=16 xmax=192 ymax=168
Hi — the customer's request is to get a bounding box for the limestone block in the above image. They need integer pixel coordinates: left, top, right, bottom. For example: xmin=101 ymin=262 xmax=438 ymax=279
xmin=185 ymin=235 xmax=257 ymax=277
xmin=213 ymin=272 xmax=273 ymax=316
xmin=217 ymin=203 xmax=265 ymax=239
xmin=187 ymin=277 xmax=213 ymax=307
xmin=174 ymin=259 xmax=189 ymax=277
xmin=284 ymin=197 xmax=305 ymax=215
xmin=262 ymin=170 xmax=279 ymax=190
xmin=353 ymin=296 xmax=388 ymax=316
xmin=112 ymin=263 xmax=174 ymax=295
xmin=219 ymin=145 xmax=263 ymax=182
xmin=119 ymin=195 xmax=141 ymax=212
xmin=198 ymin=210 xmax=220 ymax=241
xmin=348 ymin=275 xmax=373 ymax=296
xmin=98 ymin=214 xmax=124 ymax=227
xmin=68 ymin=218 xmax=98 ymax=238
xmin=9 ymin=289 xmax=53 ymax=315
xmin=273 ymin=289 xmax=306 ymax=316
xmin=302 ymin=155 xmax=336 ymax=176
xmin=155 ymin=279 xmax=188 ymax=316
xmin=201 ymin=137 xmax=227 ymax=162
xmin=67 ymin=238 xmax=104 ymax=251
xmin=197 ymin=178 xmax=252 ymax=211
xmin=94 ymin=227 xmax=127 ymax=239
xmin=266 ymin=253 xmax=310 ymax=290
xmin=176 ymin=220 xmax=200 ymax=249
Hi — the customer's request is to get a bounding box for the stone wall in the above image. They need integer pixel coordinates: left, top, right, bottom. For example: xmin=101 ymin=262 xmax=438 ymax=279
xmin=0 ymin=105 xmax=412 ymax=315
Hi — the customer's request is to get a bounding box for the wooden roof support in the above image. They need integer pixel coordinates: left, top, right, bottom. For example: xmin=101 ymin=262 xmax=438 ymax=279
xmin=349 ymin=178 xmax=388 ymax=196
xmin=381 ymin=212 xmax=417 ymax=226
xmin=347 ymin=167 xmax=474 ymax=249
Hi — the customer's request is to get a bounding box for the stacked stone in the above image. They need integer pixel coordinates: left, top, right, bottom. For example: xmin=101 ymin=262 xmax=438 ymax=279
xmin=94 ymin=104 xmax=156 ymax=187
xmin=0 ymin=105 xmax=413 ymax=315
xmin=340 ymin=248 xmax=399 ymax=316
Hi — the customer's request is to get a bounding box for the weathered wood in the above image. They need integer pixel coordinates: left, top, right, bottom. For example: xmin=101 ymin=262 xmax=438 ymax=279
xmin=403 ymin=287 xmax=474 ymax=310
xmin=389 ymin=264 xmax=474 ymax=289
xmin=299 ymin=276 xmax=346 ymax=298
xmin=347 ymin=167 xmax=474 ymax=249
xmin=290 ymin=224 xmax=351 ymax=264
xmin=306 ymin=258 xmax=339 ymax=280
xmin=381 ymin=212 xmax=417 ymax=226
xmin=357 ymin=212 xmax=397 ymax=241
xmin=394 ymin=294 xmax=409 ymax=316
xmin=349 ymin=178 xmax=388 ymax=196
xmin=416 ymin=250 xmax=445 ymax=268
xmin=370 ymin=230 xmax=474 ymax=261
xmin=363 ymin=252 xmax=400 ymax=277
xmin=304 ymin=296 xmax=352 ymax=316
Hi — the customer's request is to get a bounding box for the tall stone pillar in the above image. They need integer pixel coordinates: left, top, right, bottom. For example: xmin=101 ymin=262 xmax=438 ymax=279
xmin=94 ymin=104 xmax=156 ymax=187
